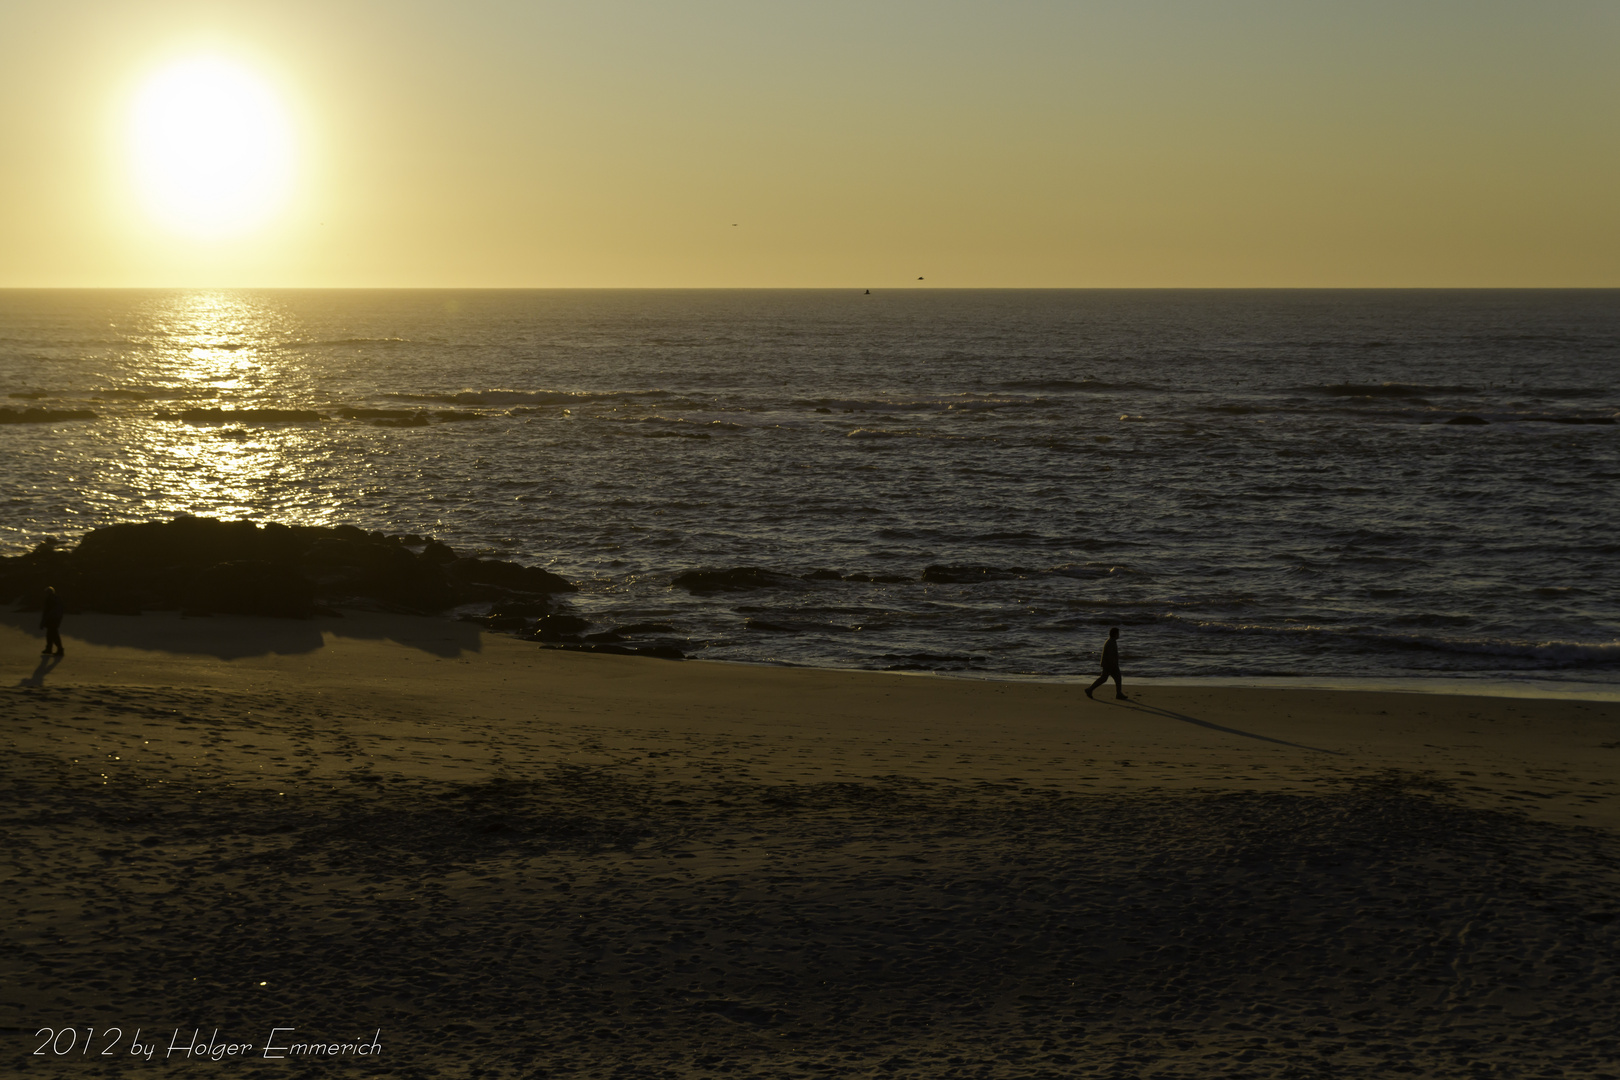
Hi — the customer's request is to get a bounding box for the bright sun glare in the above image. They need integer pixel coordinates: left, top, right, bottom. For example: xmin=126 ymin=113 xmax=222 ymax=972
xmin=130 ymin=57 xmax=294 ymax=238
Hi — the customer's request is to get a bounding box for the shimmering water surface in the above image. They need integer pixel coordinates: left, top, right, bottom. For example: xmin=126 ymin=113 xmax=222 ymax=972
xmin=2 ymin=289 xmax=1617 ymax=682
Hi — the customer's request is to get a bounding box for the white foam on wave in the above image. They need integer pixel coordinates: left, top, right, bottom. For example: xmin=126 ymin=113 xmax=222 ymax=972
xmin=1163 ymin=615 xmax=1620 ymax=665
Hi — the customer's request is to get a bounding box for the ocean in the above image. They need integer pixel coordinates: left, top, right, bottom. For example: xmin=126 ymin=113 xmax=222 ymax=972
xmin=2 ymin=288 xmax=1616 ymax=686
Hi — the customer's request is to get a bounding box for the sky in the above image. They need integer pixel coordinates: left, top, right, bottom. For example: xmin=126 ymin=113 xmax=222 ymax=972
xmin=0 ymin=0 xmax=1616 ymax=288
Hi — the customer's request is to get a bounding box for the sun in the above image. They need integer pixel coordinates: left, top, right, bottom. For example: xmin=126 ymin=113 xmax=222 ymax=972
xmin=129 ymin=57 xmax=295 ymax=238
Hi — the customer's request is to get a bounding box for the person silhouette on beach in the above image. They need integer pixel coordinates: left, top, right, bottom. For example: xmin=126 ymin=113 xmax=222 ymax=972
xmin=40 ymin=586 xmax=64 ymax=656
xmin=1085 ymin=626 xmax=1126 ymax=700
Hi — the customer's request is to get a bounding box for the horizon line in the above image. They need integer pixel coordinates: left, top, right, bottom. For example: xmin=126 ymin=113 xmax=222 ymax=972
xmin=4 ymin=285 xmax=1619 ymax=292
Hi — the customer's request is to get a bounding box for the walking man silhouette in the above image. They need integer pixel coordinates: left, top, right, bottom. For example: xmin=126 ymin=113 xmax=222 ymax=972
xmin=1085 ymin=626 xmax=1126 ymax=700
xmin=40 ymin=585 xmax=64 ymax=656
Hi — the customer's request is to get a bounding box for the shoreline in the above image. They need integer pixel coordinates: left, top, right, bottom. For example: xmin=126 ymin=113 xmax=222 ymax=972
xmin=7 ymin=607 xmax=1620 ymax=1076
xmin=4 ymin=512 xmax=1615 ymax=688
xmin=6 ymin=607 xmax=1618 ymax=830
xmin=12 ymin=605 xmax=1617 ymax=701
xmin=785 ymin=663 xmax=1620 ymax=702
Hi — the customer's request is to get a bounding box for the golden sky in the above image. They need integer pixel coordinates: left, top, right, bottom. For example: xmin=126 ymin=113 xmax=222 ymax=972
xmin=2 ymin=0 xmax=1617 ymax=287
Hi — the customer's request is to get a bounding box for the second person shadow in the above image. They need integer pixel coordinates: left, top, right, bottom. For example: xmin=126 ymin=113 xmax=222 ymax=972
xmin=19 ymin=653 xmax=63 ymax=688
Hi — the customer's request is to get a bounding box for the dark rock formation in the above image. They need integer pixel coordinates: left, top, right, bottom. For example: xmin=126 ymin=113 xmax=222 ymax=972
xmin=302 ymin=535 xmax=456 ymax=611
xmin=449 ymin=558 xmax=575 ymax=596
xmin=0 ymin=516 xmax=576 ymax=619
xmin=486 ymin=599 xmax=555 ymax=618
xmin=615 ymin=622 xmax=676 ymax=635
xmin=483 ymin=614 xmax=532 ymax=632
xmin=533 ymin=614 xmax=590 ymax=641
xmin=462 ymin=598 xmax=562 ymax=632
xmin=183 ymin=560 xmax=317 ymax=618
xmin=421 ymin=541 xmax=458 ymax=564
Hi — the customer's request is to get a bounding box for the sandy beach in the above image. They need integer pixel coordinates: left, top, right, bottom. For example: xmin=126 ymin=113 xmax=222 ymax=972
xmin=4 ymin=610 xmax=1618 ymax=1078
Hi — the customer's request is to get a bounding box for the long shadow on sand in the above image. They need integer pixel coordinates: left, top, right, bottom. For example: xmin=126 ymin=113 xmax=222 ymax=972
xmin=1111 ymin=698 xmax=1345 ymax=755
xmin=2 ymin=609 xmax=484 ymax=660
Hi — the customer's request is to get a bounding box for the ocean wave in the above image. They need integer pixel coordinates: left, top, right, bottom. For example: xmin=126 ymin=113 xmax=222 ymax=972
xmin=746 ymin=616 xmax=858 ymax=634
xmin=1161 ymin=616 xmax=1620 ymax=667
xmin=997 ymin=378 xmax=1157 ymax=392
xmin=671 ymin=567 xmax=804 ymax=593
xmin=1198 ymin=403 xmax=1278 ymax=415
xmin=806 ymin=394 xmax=1044 ymax=413
xmin=1516 ymin=385 xmax=1615 ymax=399
xmin=666 ymin=562 xmax=1140 ymax=590
xmin=879 ymin=651 xmax=987 ymax=670
xmin=921 ymin=564 xmax=1019 ymax=583
xmin=1318 ymin=383 xmax=1471 ymax=398
xmin=1475 ymin=332 xmax=1586 ymax=345
xmin=1415 ymin=637 xmax=1620 ymax=664
xmin=817 ymin=570 xmax=913 ymax=584
xmin=157 ymin=408 xmax=324 ymax=424
xmin=335 ymin=408 xmax=487 ymax=427
xmin=922 ymin=563 xmax=1135 ymax=584
xmin=0 ymin=407 xmax=97 ymax=424
xmin=1046 ymin=562 xmax=1139 ymax=578
xmin=385 ymin=388 xmax=664 ymax=407
xmin=97 ymin=387 xmax=220 ymax=401
xmin=1430 ymin=411 xmax=1618 ymax=426
xmin=628 ymin=416 xmax=745 ymax=431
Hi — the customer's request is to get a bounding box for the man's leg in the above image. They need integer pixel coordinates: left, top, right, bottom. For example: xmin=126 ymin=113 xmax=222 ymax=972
xmin=46 ymin=626 xmax=63 ymax=655
xmin=1086 ymin=673 xmax=1108 ymax=698
xmin=1110 ymin=669 xmax=1125 ymax=699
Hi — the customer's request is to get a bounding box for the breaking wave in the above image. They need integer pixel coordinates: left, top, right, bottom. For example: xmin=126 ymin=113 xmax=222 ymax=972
xmin=1162 ymin=616 xmax=1620 ymax=668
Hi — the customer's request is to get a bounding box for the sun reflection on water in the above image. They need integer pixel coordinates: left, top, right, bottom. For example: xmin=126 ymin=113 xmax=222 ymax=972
xmin=121 ymin=292 xmax=344 ymax=528
xmin=139 ymin=291 xmax=298 ymax=397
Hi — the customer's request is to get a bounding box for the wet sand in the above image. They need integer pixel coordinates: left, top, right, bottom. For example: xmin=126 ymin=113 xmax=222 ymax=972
xmin=4 ymin=611 xmax=1618 ymax=1078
